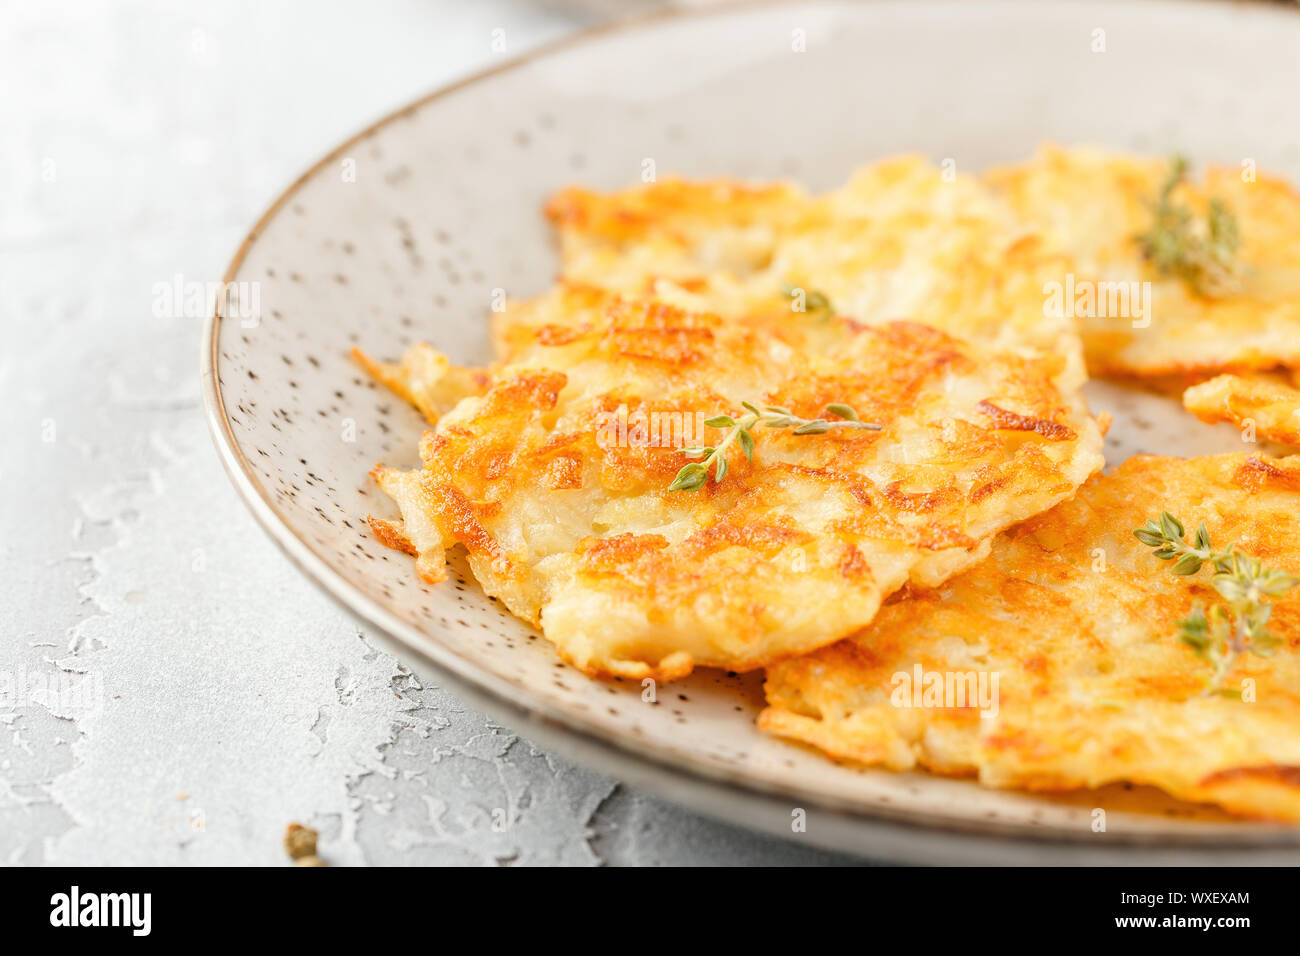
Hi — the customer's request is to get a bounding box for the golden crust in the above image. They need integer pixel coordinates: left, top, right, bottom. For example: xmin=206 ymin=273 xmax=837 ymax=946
xmin=986 ymin=144 xmax=1300 ymax=379
xmin=546 ymin=177 xmax=810 ymax=252
xmin=352 ymin=344 xmax=488 ymax=424
xmin=1183 ymin=371 xmax=1300 ymax=447
xmin=545 ymin=156 xmax=1087 ymax=390
xmin=366 ymin=284 xmax=1102 ymax=681
xmin=760 ymin=454 xmax=1300 ymax=821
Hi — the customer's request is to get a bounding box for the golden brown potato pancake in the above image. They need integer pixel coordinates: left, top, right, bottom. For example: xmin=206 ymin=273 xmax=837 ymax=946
xmin=760 ymin=454 xmax=1300 ymax=821
xmin=546 ymin=156 xmax=1086 ymax=389
xmin=1183 ymin=371 xmax=1300 ymax=448
xmin=365 ymin=284 xmax=1103 ymax=682
xmin=986 ymin=144 xmax=1300 ymax=379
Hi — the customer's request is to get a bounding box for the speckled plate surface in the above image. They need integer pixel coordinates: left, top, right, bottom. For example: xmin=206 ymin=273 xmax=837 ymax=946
xmin=203 ymin=0 xmax=1300 ymax=863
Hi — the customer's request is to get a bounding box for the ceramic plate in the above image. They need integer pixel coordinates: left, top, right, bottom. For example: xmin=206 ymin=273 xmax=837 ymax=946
xmin=203 ymin=0 xmax=1300 ymax=863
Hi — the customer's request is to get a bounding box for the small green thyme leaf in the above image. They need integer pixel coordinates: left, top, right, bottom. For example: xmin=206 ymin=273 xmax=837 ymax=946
xmin=1134 ymin=527 xmax=1166 ymax=548
xmin=792 ymin=420 xmax=830 ymax=435
xmin=1194 ymin=522 xmax=1212 ymax=552
xmin=737 ymin=429 xmax=755 ymax=462
xmin=667 ymin=462 xmax=708 ymax=492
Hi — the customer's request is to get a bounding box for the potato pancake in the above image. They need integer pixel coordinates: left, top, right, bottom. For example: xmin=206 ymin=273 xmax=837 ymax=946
xmin=365 ymin=284 xmax=1103 ymax=681
xmin=352 ymin=342 xmax=488 ymax=425
xmin=1183 ymin=371 xmax=1300 ymax=447
xmin=546 ymin=156 xmax=1086 ymax=389
xmin=760 ymin=453 xmax=1300 ymax=821
xmin=986 ymin=144 xmax=1300 ymax=379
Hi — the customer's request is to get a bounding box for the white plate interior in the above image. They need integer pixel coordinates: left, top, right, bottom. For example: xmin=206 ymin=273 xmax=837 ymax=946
xmin=208 ymin=0 xmax=1300 ymax=847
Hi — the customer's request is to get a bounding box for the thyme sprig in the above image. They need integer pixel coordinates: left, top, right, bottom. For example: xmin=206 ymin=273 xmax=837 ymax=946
xmin=668 ymin=401 xmax=881 ymax=492
xmin=1135 ymin=512 xmax=1299 ymax=693
xmin=1134 ymin=155 xmax=1242 ymax=297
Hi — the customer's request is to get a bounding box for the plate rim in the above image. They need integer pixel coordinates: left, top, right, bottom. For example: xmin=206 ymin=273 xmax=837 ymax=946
xmin=200 ymin=0 xmax=1300 ymax=863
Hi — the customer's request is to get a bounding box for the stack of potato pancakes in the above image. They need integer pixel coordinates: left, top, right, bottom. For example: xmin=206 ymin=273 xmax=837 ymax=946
xmin=358 ymin=145 xmax=1300 ymax=821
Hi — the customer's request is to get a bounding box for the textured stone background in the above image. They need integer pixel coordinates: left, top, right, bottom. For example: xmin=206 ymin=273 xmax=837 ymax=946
xmin=0 ymin=0 xmax=856 ymax=865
